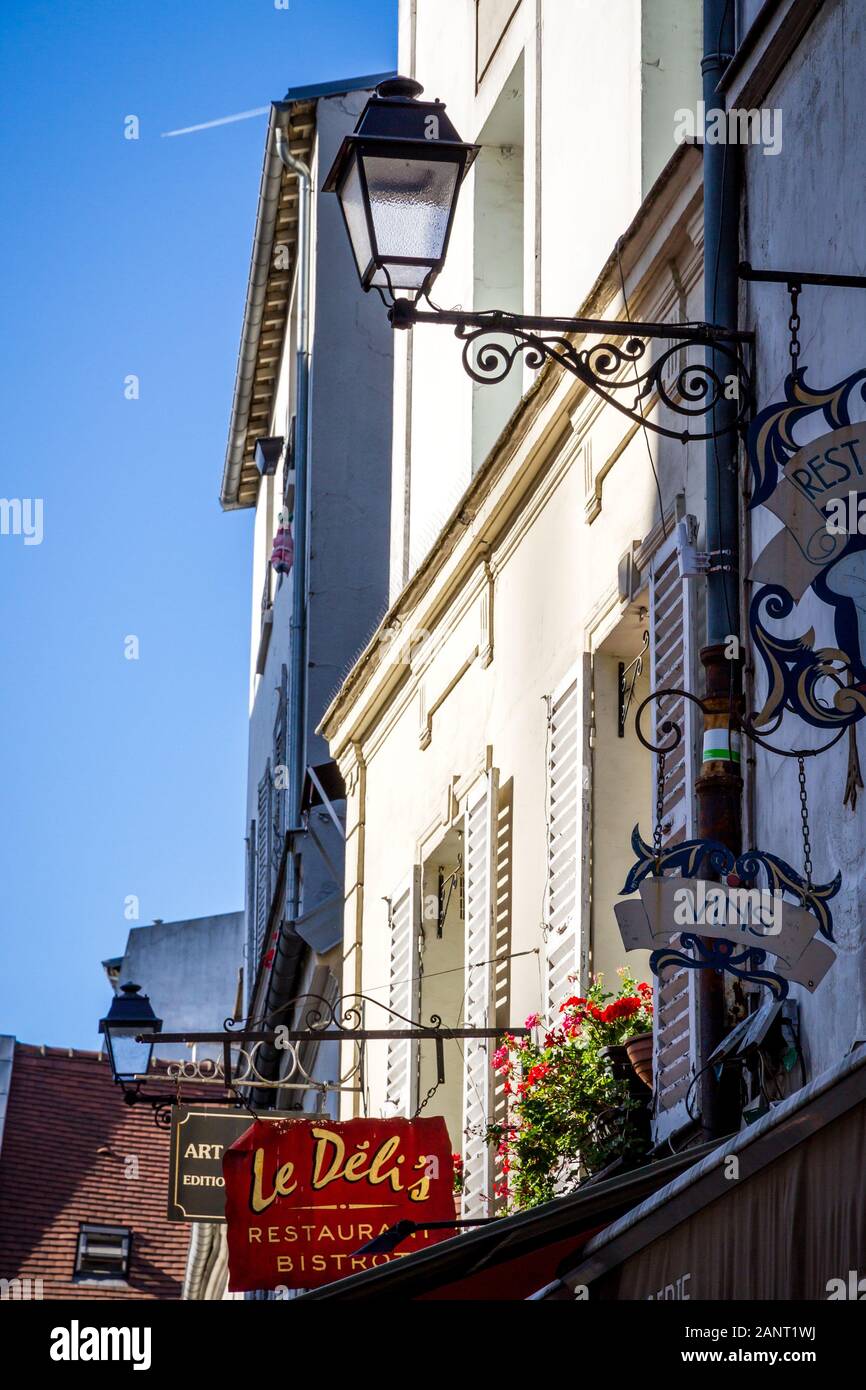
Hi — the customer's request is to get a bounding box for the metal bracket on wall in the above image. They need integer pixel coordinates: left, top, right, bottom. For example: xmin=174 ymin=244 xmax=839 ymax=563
xmin=125 ymin=993 xmax=532 ymax=1122
xmin=739 ymin=262 xmax=866 ymax=291
xmin=618 ymin=631 xmax=649 ymax=738
xmin=389 ymin=296 xmax=755 ymax=444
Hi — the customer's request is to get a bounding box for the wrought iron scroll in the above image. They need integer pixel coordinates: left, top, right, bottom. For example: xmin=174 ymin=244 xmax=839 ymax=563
xmin=621 ymin=824 xmax=841 ymax=942
xmin=128 ymin=994 xmax=530 ymax=1119
xmin=743 ymin=367 xmax=866 ymax=804
xmin=649 ymin=937 xmax=789 ymax=1000
xmin=393 ymin=297 xmax=754 ymax=444
xmin=453 ymin=318 xmax=752 ymax=443
xmin=626 ymin=683 xmax=842 ymax=997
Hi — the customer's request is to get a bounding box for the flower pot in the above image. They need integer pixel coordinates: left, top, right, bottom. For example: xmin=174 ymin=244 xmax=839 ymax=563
xmin=625 ymin=1031 xmax=654 ymax=1089
xmin=599 ymin=1044 xmax=647 ymax=1098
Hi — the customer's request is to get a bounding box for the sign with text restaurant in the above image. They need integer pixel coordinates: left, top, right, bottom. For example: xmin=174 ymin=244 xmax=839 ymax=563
xmin=223 ymin=1116 xmax=457 ymax=1291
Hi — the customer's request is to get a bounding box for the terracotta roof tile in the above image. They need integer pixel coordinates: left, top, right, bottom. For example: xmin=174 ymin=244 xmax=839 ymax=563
xmin=0 ymin=1044 xmax=194 ymax=1300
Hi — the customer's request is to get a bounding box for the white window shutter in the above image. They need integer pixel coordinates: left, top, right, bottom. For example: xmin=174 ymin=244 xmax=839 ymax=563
xmin=385 ymin=867 xmax=421 ymax=1116
xmin=648 ymin=526 xmax=697 ymax=842
xmin=245 ymin=820 xmax=257 ymax=1008
xmin=647 ymin=523 xmax=701 ymax=1141
xmin=544 ymin=670 xmax=580 ymax=1019
xmin=461 ymin=769 xmax=498 ymax=1218
xmin=272 ymin=665 xmax=288 ymax=850
xmin=255 ymin=764 xmax=272 ymax=962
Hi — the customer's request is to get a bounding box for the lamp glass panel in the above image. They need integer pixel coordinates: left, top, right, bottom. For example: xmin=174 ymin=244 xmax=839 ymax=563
xmin=338 ymin=155 xmax=374 ymax=280
xmin=362 ymin=154 xmax=460 ymax=269
xmin=108 ymin=1028 xmax=153 ymax=1079
xmin=370 ymin=263 xmax=431 ymax=290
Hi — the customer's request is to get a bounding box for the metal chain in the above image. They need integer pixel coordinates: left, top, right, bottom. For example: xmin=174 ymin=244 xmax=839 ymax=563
xmin=653 ymin=750 xmax=667 ymax=863
xmin=414 ymin=1080 xmax=442 ymax=1117
xmin=797 ymin=756 xmax=813 ymax=893
xmin=788 ymin=283 xmax=801 ymax=366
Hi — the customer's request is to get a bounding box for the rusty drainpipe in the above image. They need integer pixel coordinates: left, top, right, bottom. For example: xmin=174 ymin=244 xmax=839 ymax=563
xmin=696 ymin=0 xmax=744 ymax=1139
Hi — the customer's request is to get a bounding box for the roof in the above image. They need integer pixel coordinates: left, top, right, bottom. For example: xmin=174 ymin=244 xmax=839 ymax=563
xmin=294 ymin=1136 xmax=722 ymax=1301
xmin=0 ymin=1043 xmax=192 ymax=1300
xmin=220 ymin=71 xmax=395 ymax=511
xmin=282 ymin=72 xmax=395 ymax=104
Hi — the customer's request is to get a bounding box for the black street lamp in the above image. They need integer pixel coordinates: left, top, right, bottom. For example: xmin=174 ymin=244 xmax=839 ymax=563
xmin=323 ymin=76 xmax=478 ymax=298
xmin=99 ymin=983 xmax=162 ymax=1086
xmin=325 ymin=78 xmax=753 ymax=443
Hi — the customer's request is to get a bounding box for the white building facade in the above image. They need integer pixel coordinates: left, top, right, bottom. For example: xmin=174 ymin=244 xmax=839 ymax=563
xmin=321 ymin=0 xmax=866 ymax=1241
xmin=322 ymin=1 xmax=717 ymax=1213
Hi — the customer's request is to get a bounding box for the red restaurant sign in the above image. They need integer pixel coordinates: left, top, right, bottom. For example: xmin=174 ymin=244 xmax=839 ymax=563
xmin=223 ymin=1115 xmax=457 ymax=1291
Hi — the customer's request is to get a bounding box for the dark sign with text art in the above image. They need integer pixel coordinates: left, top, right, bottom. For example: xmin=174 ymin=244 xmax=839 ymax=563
xmin=168 ymin=1106 xmax=313 ymax=1223
xmin=223 ymin=1115 xmax=456 ymax=1291
xmin=168 ymin=1107 xmax=256 ymax=1223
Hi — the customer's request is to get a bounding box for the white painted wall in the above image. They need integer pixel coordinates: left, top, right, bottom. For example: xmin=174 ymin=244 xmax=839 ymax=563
xmin=325 ymin=153 xmax=712 ymax=1136
xmin=392 ymin=0 xmax=701 ymax=590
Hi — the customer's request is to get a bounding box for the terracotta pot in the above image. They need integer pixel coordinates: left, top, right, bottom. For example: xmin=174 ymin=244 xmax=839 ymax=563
xmin=625 ymin=1031 xmax=654 ymax=1089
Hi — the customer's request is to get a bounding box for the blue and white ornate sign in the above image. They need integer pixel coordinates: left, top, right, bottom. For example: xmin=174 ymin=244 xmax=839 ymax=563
xmin=614 ymin=827 xmax=840 ymax=999
xmin=747 ymin=369 xmax=866 ymax=795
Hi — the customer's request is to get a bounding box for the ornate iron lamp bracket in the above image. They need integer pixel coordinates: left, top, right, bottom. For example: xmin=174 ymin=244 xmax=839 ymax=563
xmin=124 ymin=993 xmax=531 ymax=1121
xmin=388 ymin=296 xmax=754 ymax=443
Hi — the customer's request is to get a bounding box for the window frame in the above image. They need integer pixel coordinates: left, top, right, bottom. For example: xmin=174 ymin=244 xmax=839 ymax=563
xmin=73 ymin=1223 xmax=132 ymax=1284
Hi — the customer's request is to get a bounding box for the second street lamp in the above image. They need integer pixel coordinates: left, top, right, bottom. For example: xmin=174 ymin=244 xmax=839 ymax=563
xmin=325 ymin=77 xmax=753 ymax=444
xmin=99 ymin=982 xmax=162 ymax=1088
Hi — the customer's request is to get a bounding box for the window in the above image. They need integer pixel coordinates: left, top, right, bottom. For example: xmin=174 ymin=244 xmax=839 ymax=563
xmin=73 ymin=1224 xmax=131 ymax=1283
xmin=282 ymin=414 xmax=296 ymax=509
xmin=472 ymin=56 xmax=524 ymax=472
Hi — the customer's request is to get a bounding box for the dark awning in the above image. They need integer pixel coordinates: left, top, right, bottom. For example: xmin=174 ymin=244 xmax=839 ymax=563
xmin=293 ymin=1140 xmax=724 ymax=1301
xmin=545 ymin=1044 xmax=866 ymax=1301
xmin=301 ymin=761 xmax=346 ymax=814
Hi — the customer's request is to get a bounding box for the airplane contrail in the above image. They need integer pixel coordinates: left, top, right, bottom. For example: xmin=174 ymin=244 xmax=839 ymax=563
xmin=161 ymin=106 xmax=270 ymax=137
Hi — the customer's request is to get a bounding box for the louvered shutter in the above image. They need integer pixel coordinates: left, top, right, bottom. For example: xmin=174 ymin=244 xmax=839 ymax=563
xmin=648 ymin=523 xmax=700 ymax=1141
xmin=385 ymin=867 xmax=421 ymax=1116
xmin=245 ymin=820 xmax=257 ymax=1009
xmin=272 ymin=665 xmax=288 ymax=857
xmin=461 ymin=769 xmax=498 ymax=1218
xmin=544 ymin=670 xmax=580 ymax=1019
xmin=255 ymin=764 xmax=272 ymax=963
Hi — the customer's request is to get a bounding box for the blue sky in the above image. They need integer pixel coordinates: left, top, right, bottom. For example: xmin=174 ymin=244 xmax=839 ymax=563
xmin=0 ymin=0 xmax=396 ymax=1049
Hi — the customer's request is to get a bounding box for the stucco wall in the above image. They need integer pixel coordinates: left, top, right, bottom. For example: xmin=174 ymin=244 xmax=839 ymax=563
xmin=328 ymin=149 xmax=712 ymax=1123
xmin=392 ymin=1 xmax=701 ymax=592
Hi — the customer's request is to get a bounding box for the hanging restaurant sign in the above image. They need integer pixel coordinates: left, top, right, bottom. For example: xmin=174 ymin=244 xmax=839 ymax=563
xmin=613 ymin=827 xmax=839 ymax=999
xmin=746 ymin=369 xmax=866 ymax=799
xmin=223 ymin=1115 xmax=457 ymax=1291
